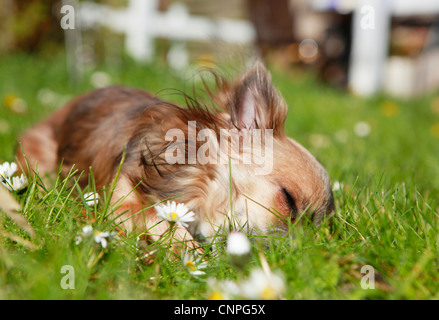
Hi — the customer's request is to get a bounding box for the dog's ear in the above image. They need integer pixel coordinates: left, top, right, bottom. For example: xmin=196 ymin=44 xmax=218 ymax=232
xmin=226 ymin=62 xmax=287 ymax=135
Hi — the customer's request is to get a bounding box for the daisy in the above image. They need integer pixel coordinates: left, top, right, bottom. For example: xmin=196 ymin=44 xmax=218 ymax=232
xmin=1 ymin=173 xmax=28 ymax=192
xmin=241 ymin=267 xmax=286 ymax=300
xmin=94 ymin=231 xmax=111 ymax=249
xmin=3 ymin=94 xmax=27 ymax=114
xmin=227 ymin=231 xmax=251 ymax=256
xmin=90 ymin=71 xmax=111 ymax=88
xmin=155 ymin=201 xmax=195 ymax=228
xmin=83 ymin=192 xmax=100 ymax=206
xmin=332 ymin=181 xmax=344 ymax=192
xmin=226 ymin=231 xmax=251 ymax=268
xmin=354 ymin=121 xmax=371 ymax=138
xmin=75 ymin=225 xmax=117 ymax=249
xmin=94 ymin=230 xmax=118 ymax=249
xmin=207 ymin=277 xmax=241 ymax=300
xmin=0 ymin=161 xmax=18 ymax=180
xmin=75 ymin=225 xmax=94 ymax=245
xmin=81 ymin=225 xmax=94 ymax=237
xmin=181 ymin=248 xmax=207 ymax=275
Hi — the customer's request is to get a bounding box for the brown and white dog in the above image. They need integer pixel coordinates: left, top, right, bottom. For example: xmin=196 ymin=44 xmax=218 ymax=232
xmin=16 ymin=62 xmax=334 ymax=248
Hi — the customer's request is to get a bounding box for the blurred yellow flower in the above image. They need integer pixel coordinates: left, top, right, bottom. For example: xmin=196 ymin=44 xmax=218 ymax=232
xmin=3 ymin=94 xmax=27 ymax=114
xmin=3 ymin=94 xmax=17 ymax=107
xmin=431 ymin=123 xmax=439 ymax=138
xmin=380 ymin=100 xmax=400 ymax=118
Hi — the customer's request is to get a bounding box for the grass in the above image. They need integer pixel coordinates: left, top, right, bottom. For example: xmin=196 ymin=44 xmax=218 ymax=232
xmin=0 ymin=52 xmax=439 ymax=300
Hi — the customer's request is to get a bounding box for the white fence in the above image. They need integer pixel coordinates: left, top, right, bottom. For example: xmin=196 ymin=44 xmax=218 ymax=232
xmin=65 ymin=0 xmax=439 ymax=95
xmin=77 ymin=0 xmax=255 ymax=62
xmin=311 ymin=0 xmax=439 ymax=96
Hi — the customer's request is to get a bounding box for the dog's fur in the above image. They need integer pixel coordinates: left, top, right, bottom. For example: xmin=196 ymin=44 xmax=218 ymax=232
xmin=16 ymin=62 xmax=334 ymax=247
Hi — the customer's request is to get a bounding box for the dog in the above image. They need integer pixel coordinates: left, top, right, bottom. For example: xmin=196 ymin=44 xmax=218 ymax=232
xmin=16 ymin=62 xmax=334 ymax=249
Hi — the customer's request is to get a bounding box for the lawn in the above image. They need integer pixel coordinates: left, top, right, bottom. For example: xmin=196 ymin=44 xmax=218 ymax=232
xmin=0 ymin=52 xmax=438 ymax=300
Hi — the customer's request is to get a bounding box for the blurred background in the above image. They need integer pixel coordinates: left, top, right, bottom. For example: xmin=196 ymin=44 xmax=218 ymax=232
xmin=1 ymin=0 xmax=439 ymax=96
xmin=1 ymin=0 xmax=439 ymax=189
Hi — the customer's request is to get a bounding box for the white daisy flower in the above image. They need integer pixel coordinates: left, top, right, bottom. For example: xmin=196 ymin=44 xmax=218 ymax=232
xmin=181 ymin=249 xmax=207 ymax=275
xmin=354 ymin=121 xmax=371 ymax=138
xmin=94 ymin=230 xmax=118 ymax=249
xmin=82 ymin=225 xmax=94 ymax=237
xmin=1 ymin=173 xmax=28 ymax=192
xmin=75 ymin=225 xmax=94 ymax=245
xmin=90 ymin=71 xmax=111 ymax=88
xmin=75 ymin=225 xmax=117 ymax=249
xmin=83 ymin=192 xmax=100 ymax=206
xmin=75 ymin=236 xmax=82 ymax=245
xmin=13 ymin=174 xmax=28 ymax=190
xmin=227 ymin=231 xmax=251 ymax=256
xmin=332 ymin=181 xmax=344 ymax=192
xmin=37 ymin=88 xmax=57 ymax=105
xmin=0 ymin=162 xmax=18 ymax=180
xmin=94 ymin=231 xmax=111 ymax=249
xmin=207 ymin=277 xmax=241 ymax=300
xmin=241 ymin=268 xmax=286 ymax=300
xmin=226 ymin=231 xmax=251 ymax=268
xmin=155 ymin=201 xmax=195 ymax=228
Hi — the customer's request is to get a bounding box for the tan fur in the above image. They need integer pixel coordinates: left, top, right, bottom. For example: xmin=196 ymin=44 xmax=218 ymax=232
xmin=16 ymin=63 xmax=334 ymax=248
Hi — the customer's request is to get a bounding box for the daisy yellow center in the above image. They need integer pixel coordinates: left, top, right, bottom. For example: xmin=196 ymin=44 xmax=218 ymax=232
xmin=167 ymin=211 xmax=179 ymax=221
xmin=186 ymin=260 xmax=196 ymax=271
xmin=209 ymin=291 xmax=223 ymax=300
xmin=261 ymin=286 xmax=276 ymax=300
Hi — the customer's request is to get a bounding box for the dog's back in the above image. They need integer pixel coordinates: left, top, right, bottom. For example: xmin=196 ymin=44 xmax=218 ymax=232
xmin=18 ymin=86 xmax=159 ymax=187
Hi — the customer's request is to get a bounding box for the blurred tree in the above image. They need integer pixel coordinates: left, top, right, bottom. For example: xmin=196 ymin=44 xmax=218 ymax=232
xmin=0 ymin=0 xmax=64 ymax=54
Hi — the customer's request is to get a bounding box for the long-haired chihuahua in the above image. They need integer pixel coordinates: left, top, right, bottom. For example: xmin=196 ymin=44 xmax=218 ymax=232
xmin=17 ymin=62 xmax=334 ymax=249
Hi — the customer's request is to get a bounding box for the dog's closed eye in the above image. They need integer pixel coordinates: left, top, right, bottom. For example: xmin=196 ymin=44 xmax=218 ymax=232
xmin=276 ymin=187 xmax=297 ymax=220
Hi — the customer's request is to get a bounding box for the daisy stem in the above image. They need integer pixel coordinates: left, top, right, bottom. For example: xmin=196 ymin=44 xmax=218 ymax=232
xmin=166 ymin=221 xmax=177 ymax=252
xmin=87 ymin=247 xmax=105 ymax=269
xmin=258 ymin=251 xmax=271 ymax=277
